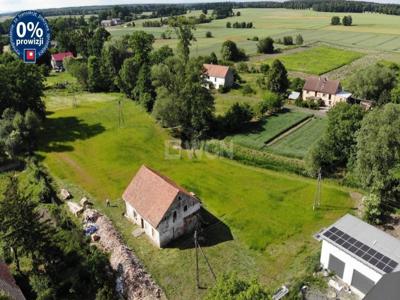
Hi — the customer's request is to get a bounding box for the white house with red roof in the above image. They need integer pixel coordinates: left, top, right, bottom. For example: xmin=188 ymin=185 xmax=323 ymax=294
xmin=203 ymin=64 xmax=234 ymax=89
xmin=51 ymin=51 xmax=74 ymax=70
xmin=123 ymin=165 xmax=201 ymax=247
xmin=302 ymin=76 xmax=352 ymax=107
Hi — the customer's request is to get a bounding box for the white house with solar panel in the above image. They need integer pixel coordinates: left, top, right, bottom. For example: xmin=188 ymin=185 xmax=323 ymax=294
xmin=319 ymin=214 xmax=400 ymax=297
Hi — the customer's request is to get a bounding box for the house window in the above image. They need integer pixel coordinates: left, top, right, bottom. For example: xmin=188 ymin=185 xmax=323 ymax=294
xmin=133 ymin=211 xmax=137 ymax=218
xmin=214 ymin=77 xmax=217 ymax=82
xmin=184 ymin=205 xmax=188 ymax=212
xmin=173 ymin=211 xmax=177 ymax=223
xmin=151 ymin=228 xmax=155 ymax=237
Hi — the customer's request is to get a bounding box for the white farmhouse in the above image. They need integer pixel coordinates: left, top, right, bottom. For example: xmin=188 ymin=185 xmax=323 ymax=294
xmin=203 ymin=64 xmax=234 ymax=89
xmin=302 ymin=76 xmax=352 ymax=107
xmin=123 ymin=165 xmax=201 ymax=248
xmin=319 ymin=214 xmax=400 ymax=297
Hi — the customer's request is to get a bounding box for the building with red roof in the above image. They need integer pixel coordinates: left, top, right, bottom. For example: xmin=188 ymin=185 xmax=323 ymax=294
xmin=0 ymin=262 xmax=25 ymax=300
xmin=302 ymin=76 xmax=352 ymax=107
xmin=123 ymin=165 xmax=201 ymax=247
xmin=51 ymin=51 xmax=74 ymax=70
xmin=203 ymin=64 xmax=234 ymax=89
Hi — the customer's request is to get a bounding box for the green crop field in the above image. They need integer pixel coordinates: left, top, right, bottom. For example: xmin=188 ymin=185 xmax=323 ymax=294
xmin=228 ymin=110 xmax=312 ymax=150
xmin=268 ymin=117 xmax=328 ymax=158
xmin=107 ymin=8 xmax=400 ymax=57
xmin=261 ymin=46 xmax=363 ymax=75
xmin=36 ymin=87 xmax=353 ymax=299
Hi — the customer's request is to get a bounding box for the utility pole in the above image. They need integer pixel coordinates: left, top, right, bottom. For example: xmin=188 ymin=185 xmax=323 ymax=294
xmin=194 ymin=229 xmax=216 ymax=289
xmin=313 ymin=168 xmax=322 ymax=211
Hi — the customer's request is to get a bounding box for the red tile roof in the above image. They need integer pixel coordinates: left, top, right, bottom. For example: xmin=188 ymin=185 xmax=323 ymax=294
xmin=51 ymin=51 xmax=74 ymax=62
xmin=122 ymin=165 xmax=197 ymax=228
xmin=0 ymin=262 xmax=17 ymax=289
xmin=303 ymin=76 xmax=341 ymax=95
xmin=203 ymin=64 xmax=230 ymax=78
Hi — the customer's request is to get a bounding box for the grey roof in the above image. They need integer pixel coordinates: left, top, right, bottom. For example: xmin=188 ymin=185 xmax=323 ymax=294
xmin=363 ymin=271 xmax=400 ymax=300
xmin=321 ymin=214 xmax=400 ymax=273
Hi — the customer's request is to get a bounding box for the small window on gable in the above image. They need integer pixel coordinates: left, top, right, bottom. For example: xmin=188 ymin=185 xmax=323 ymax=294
xmin=133 ymin=211 xmax=137 ymax=218
xmin=184 ymin=205 xmax=188 ymax=212
xmin=173 ymin=211 xmax=177 ymax=222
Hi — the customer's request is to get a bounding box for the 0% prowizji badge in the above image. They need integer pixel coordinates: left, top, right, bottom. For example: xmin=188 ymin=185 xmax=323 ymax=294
xmin=9 ymin=10 xmax=51 ymax=63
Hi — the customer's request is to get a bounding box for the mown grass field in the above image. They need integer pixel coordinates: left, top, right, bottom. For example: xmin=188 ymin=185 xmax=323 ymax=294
xmin=107 ymin=8 xmax=400 ymax=57
xmin=268 ymin=117 xmax=328 ymax=158
xmin=228 ymin=110 xmax=312 ymax=150
xmin=36 ymin=89 xmax=354 ymax=299
xmin=261 ymin=46 xmax=363 ymax=75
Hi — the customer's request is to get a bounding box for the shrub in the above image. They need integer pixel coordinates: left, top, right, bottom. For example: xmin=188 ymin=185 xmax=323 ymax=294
xmin=295 ymin=34 xmax=303 ymax=45
xmin=363 ymin=194 xmax=384 ymax=225
xmin=283 ymin=36 xmax=293 ymax=45
xmin=237 ymin=62 xmax=249 ymax=73
xmin=226 ymin=22 xmax=231 ymax=28
xmin=221 ymin=40 xmax=247 ymax=62
xmin=260 ymin=64 xmax=270 ymax=74
xmin=290 ymin=77 xmax=305 ymax=92
xmin=256 ymin=91 xmax=283 ymax=116
xmin=241 ymin=84 xmax=255 ymax=95
xmin=342 ymin=15 xmax=353 ymax=26
xmin=331 ymin=16 xmax=340 ymax=25
xmin=252 ymin=36 xmax=259 ymax=41
xmin=257 ymin=37 xmax=274 ymax=54
xmin=222 ymin=102 xmax=254 ymax=132
xmin=205 ymin=31 xmax=213 ymax=38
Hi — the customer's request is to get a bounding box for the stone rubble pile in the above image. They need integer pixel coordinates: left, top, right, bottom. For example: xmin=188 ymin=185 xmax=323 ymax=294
xmin=81 ymin=208 xmax=165 ymax=300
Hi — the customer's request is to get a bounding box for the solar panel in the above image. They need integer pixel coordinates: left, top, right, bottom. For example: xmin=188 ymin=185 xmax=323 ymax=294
xmin=322 ymin=226 xmax=398 ymax=273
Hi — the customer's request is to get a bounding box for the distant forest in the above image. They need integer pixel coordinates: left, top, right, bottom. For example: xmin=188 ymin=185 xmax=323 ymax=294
xmin=1 ymin=0 xmax=399 ymax=18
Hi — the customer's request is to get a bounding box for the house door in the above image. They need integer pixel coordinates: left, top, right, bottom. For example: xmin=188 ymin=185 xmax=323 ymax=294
xmin=328 ymin=254 xmax=345 ymax=278
xmin=141 ymin=218 xmax=144 ymax=228
xmin=351 ymin=269 xmax=375 ymax=294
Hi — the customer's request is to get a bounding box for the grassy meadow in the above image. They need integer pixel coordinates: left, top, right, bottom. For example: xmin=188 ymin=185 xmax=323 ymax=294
xmin=36 ymin=90 xmax=354 ymax=299
xmin=261 ymin=46 xmax=363 ymax=75
xmin=107 ymin=8 xmax=400 ymax=57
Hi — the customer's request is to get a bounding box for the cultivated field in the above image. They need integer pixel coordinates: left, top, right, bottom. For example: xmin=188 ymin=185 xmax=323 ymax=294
xmin=37 ymin=87 xmax=353 ymax=299
xmin=269 ymin=117 xmax=328 ymax=158
xmin=261 ymin=46 xmax=363 ymax=75
xmin=107 ymin=8 xmax=400 ymax=56
xmin=227 ymin=110 xmax=312 ymax=150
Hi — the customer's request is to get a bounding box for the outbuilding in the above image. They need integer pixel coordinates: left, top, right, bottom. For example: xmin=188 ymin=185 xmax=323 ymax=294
xmin=203 ymin=64 xmax=234 ymax=89
xmin=51 ymin=51 xmax=74 ymax=70
xmin=319 ymin=214 xmax=400 ymax=297
xmin=123 ymin=165 xmax=201 ymax=248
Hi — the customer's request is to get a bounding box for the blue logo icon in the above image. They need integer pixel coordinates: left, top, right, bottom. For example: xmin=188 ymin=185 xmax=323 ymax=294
xmin=9 ymin=11 xmax=51 ymax=63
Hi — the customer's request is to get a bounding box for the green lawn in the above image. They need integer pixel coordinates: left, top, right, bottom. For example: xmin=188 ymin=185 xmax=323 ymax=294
xmin=268 ymin=117 xmax=328 ymax=158
xmin=37 ymin=93 xmax=353 ymax=298
xmin=262 ymin=46 xmax=363 ymax=75
xmin=107 ymin=8 xmax=400 ymax=57
xmin=228 ymin=110 xmax=312 ymax=150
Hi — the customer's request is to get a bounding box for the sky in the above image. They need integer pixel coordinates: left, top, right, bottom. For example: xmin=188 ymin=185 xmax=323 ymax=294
xmin=1 ymin=0 xmax=399 ymax=14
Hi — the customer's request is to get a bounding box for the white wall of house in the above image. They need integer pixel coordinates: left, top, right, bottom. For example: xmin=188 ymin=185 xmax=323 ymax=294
xmin=302 ymin=90 xmax=348 ymax=107
xmin=320 ymin=240 xmax=382 ymax=297
xmin=206 ymin=70 xmax=234 ymax=89
xmin=125 ymin=202 xmax=161 ymax=246
xmin=125 ymin=193 xmax=201 ymax=248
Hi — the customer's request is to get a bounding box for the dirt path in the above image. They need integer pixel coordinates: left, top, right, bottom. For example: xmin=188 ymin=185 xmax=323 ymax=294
xmin=56 ymin=153 xmax=97 ymax=187
xmin=249 ymin=43 xmax=318 ymax=63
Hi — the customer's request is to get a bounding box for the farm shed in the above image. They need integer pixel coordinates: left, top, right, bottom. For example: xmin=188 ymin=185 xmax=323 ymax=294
xmin=319 ymin=214 xmax=400 ymax=297
xmin=302 ymin=76 xmax=351 ymax=107
xmin=123 ymin=165 xmax=201 ymax=248
xmin=203 ymin=64 xmax=234 ymax=89
xmin=0 ymin=262 xmax=25 ymax=300
xmin=51 ymin=52 xmax=74 ymax=70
